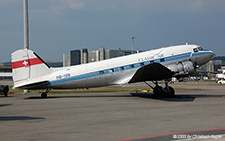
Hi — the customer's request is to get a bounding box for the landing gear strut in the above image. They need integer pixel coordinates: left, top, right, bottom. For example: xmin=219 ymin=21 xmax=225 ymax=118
xmin=144 ymin=80 xmax=175 ymax=97
xmin=41 ymin=88 xmax=51 ymax=98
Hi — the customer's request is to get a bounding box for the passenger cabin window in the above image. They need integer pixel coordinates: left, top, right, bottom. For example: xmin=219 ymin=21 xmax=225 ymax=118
xmin=140 ymin=62 xmax=144 ymax=66
xmin=193 ymin=48 xmax=198 ymax=52
xmin=150 ymin=60 xmax=154 ymax=64
xmin=109 ymin=69 xmax=114 ymax=73
xmin=120 ymin=66 xmax=124 ymax=71
xmin=99 ymin=71 xmax=104 ymax=75
xmin=160 ymin=58 xmax=165 ymax=62
xmin=130 ymin=64 xmax=135 ymax=68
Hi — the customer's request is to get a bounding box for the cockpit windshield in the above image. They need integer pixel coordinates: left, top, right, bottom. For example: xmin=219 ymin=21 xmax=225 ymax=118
xmin=193 ymin=47 xmax=204 ymax=53
xmin=193 ymin=48 xmax=198 ymax=52
xmin=198 ymin=47 xmax=203 ymax=51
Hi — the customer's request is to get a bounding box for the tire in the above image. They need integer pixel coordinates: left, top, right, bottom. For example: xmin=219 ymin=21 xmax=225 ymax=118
xmin=165 ymin=86 xmax=175 ymax=97
xmin=153 ymin=86 xmax=164 ymax=95
xmin=41 ymin=93 xmax=47 ymax=98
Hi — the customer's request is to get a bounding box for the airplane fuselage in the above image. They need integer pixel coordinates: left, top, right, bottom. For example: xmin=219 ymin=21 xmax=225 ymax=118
xmin=37 ymin=44 xmax=214 ymax=89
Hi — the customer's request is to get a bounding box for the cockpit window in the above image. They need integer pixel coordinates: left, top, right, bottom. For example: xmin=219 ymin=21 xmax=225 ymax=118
xmin=198 ymin=47 xmax=203 ymax=51
xmin=193 ymin=48 xmax=198 ymax=52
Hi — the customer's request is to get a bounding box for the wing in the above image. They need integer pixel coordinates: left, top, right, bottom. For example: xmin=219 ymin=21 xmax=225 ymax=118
xmin=129 ymin=63 xmax=174 ymax=83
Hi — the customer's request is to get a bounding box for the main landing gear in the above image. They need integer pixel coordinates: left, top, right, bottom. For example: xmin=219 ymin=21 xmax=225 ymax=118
xmin=41 ymin=88 xmax=51 ymax=98
xmin=144 ymin=80 xmax=175 ymax=97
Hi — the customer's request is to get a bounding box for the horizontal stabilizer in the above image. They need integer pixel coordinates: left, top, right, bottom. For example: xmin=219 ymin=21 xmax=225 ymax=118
xmin=13 ymin=81 xmax=50 ymax=89
xmin=129 ymin=63 xmax=173 ymax=83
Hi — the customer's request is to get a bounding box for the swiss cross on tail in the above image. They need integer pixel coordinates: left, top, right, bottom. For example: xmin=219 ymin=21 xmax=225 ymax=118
xmin=23 ymin=60 xmax=28 ymax=66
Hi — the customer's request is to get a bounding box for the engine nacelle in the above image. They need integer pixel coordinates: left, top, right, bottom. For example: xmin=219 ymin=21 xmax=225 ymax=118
xmin=167 ymin=61 xmax=195 ymax=75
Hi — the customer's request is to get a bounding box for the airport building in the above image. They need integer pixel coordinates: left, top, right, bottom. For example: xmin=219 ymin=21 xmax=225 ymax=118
xmin=196 ymin=60 xmax=225 ymax=80
xmin=198 ymin=60 xmax=223 ymax=73
xmin=0 ymin=65 xmax=12 ymax=80
xmin=63 ymin=47 xmax=141 ymax=67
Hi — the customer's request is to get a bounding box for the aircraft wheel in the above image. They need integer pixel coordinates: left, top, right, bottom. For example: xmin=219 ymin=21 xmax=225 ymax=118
xmin=153 ymin=86 xmax=164 ymax=95
xmin=165 ymin=86 xmax=175 ymax=97
xmin=41 ymin=93 xmax=47 ymax=98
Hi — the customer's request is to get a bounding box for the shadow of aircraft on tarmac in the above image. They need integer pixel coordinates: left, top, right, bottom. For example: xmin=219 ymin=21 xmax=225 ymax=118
xmin=0 ymin=104 xmax=13 ymax=107
xmin=23 ymin=92 xmax=225 ymax=102
xmin=0 ymin=116 xmax=45 ymax=121
xmin=130 ymin=92 xmax=225 ymax=102
xmin=24 ymin=94 xmax=131 ymax=100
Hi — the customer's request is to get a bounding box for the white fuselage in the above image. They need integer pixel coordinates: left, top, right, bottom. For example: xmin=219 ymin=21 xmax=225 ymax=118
xmin=36 ymin=44 xmax=214 ymax=89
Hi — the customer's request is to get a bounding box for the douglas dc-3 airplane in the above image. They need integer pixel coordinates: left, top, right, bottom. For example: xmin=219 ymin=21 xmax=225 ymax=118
xmin=11 ymin=44 xmax=215 ymax=98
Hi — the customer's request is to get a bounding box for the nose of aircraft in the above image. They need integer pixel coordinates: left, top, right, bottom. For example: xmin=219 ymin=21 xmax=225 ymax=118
xmin=208 ymin=50 xmax=215 ymax=60
xmin=200 ymin=50 xmax=215 ymax=65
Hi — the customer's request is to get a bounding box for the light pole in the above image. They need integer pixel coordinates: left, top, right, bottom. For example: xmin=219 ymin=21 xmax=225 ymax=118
xmin=24 ymin=0 xmax=29 ymax=49
xmin=129 ymin=36 xmax=136 ymax=54
xmin=23 ymin=0 xmax=29 ymax=94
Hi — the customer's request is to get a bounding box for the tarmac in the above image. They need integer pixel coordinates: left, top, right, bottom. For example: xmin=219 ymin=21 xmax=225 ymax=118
xmin=1 ymin=81 xmax=225 ymax=141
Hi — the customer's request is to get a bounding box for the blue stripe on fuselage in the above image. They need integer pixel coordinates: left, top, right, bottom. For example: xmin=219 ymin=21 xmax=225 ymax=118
xmin=47 ymin=52 xmax=194 ymax=86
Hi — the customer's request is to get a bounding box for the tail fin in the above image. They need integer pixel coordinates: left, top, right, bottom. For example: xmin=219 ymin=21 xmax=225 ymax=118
xmin=11 ymin=49 xmax=50 ymax=89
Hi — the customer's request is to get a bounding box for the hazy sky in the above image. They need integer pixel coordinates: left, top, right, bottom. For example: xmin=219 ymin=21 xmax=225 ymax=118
xmin=0 ymin=0 xmax=225 ymax=62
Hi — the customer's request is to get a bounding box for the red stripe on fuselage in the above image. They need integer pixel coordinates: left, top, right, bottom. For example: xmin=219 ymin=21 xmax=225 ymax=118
xmin=12 ymin=58 xmax=43 ymax=69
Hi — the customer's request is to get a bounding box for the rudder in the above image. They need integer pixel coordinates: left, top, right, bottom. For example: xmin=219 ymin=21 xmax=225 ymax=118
xmin=11 ymin=49 xmax=50 ymax=89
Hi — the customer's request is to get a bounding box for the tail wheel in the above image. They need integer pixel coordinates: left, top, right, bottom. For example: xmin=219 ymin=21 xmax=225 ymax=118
xmin=41 ymin=93 xmax=47 ymax=98
xmin=41 ymin=88 xmax=51 ymax=98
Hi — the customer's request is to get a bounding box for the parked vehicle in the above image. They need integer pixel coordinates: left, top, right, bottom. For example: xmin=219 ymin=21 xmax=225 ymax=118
xmin=190 ymin=76 xmax=201 ymax=81
xmin=216 ymin=66 xmax=225 ymax=84
xmin=217 ymin=79 xmax=225 ymax=85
